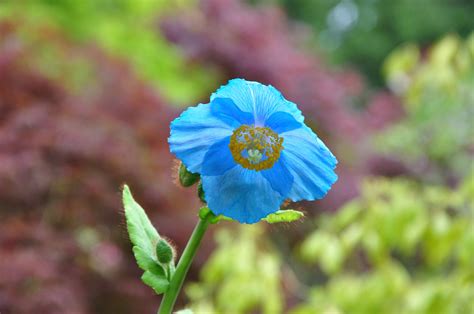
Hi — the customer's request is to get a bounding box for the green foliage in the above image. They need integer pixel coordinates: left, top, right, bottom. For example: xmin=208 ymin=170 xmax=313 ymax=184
xmin=378 ymin=34 xmax=474 ymax=182
xmin=185 ymin=226 xmax=283 ymax=314
xmin=141 ymin=270 xmax=169 ymax=295
xmin=295 ymin=175 xmax=474 ymax=314
xmin=270 ymin=0 xmax=474 ymax=85
xmin=0 ymin=0 xmax=218 ymax=104
xmin=186 ymin=175 xmax=473 ymax=313
xmin=123 ymin=185 xmax=174 ymax=294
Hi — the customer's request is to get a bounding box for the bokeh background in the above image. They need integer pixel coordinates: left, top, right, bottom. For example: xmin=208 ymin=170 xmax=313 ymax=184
xmin=0 ymin=0 xmax=473 ymax=313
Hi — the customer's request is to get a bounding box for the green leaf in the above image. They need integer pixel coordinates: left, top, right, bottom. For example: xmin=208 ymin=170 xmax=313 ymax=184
xmin=263 ymin=210 xmax=304 ymax=223
xmin=141 ymin=271 xmax=169 ymax=294
xmin=123 ymin=185 xmax=160 ymax=257
xmin=123 ymin=185 xmax=169 ymax=293
xmin=133 ymin=246 xmax=166 ymax=277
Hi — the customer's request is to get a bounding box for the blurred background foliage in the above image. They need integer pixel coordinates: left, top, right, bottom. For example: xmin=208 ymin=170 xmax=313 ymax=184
xmin=378 ymin=34 xmax=474 ymax=183
xmin=0 ymin=0 xmax=472 ymax=313
xmin=185 ymin=175 xmax=473 ymax=314
xmin=0 ymin=0 xmax=217 ymax=104
xmin=185 ymin=226 xmax=283 ymax=314
xmin=294 ymin=175 xmax=474 ymax=314
xmin=259 ymin=0 xmax=474 ymax=86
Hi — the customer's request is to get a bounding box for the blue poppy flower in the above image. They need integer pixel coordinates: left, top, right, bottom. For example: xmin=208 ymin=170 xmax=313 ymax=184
xmin=169 ymin=79 xmax=338 ymax=224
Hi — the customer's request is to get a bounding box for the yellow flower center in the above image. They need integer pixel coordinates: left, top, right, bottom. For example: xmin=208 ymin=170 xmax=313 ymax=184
xmin=229 ymin=125 xmax=283 ymax=171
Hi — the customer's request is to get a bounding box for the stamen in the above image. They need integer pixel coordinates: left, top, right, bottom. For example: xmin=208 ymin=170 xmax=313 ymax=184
xmin=229 ymin=125 xmax=283 ymax=171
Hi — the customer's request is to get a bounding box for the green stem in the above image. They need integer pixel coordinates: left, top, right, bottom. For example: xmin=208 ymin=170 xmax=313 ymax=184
xmin=158 ymin=213 xmax=212 ymax=314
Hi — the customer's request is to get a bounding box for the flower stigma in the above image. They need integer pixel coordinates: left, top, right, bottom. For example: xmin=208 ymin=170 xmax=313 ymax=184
xmin=229 ymin=125 xmax=283 ymax=171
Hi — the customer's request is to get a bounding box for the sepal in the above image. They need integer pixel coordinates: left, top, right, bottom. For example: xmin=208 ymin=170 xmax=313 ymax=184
xmin=262 ymin=209 xmax=304 ymax=223
xmin=197 ymin=182 xmax=206 ymax=203
xmin=179 ymin=163 xmax=200 ymax=187
xmin=199 ymin=206 xmax=304 ymax=224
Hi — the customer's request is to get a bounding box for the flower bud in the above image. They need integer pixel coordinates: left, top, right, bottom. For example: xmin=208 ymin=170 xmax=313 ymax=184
xmin=156 ymin=239 xmax=174 ymax=264
xmin=179 ymin=163 xmax=200 ymax=187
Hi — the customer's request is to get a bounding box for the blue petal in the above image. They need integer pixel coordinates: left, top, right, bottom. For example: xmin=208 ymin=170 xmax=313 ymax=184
xmin=210 ymin=97 xmax=254 ymax=128
xmin=261 ymin=155 xmax=294 ymax=198
xmin=201 ymin=136 xmax=237 ymax=176
xmin=211 ymin=79 xmax=304 ymax=126
xmin=169 ymin=103 xmax=233 ymax=173
xmin=281 ymin=126 xmax=338 ymax=201
xmin=202 ymin=166 xmax=285 ymax=224
xmin=265 ymin=111 xmax=302 ymax=134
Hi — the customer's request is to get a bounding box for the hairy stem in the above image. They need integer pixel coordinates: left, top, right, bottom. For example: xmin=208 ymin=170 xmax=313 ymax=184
xmin=158 ymin=213 xmax=212 ymax=314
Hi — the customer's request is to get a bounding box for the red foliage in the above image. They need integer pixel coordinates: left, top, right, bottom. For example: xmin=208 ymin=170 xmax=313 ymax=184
xmin=0 ymin=21 xmax=201 ymax=313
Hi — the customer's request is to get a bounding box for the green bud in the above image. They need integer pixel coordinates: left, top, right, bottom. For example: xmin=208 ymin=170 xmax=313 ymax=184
xmin=198 ymin=182 xmax=206 ymax=203
xmin=179 ymin=163 xmax=200 ymax=187
xmin=156 ymin=239 xmax=174 ymax=264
